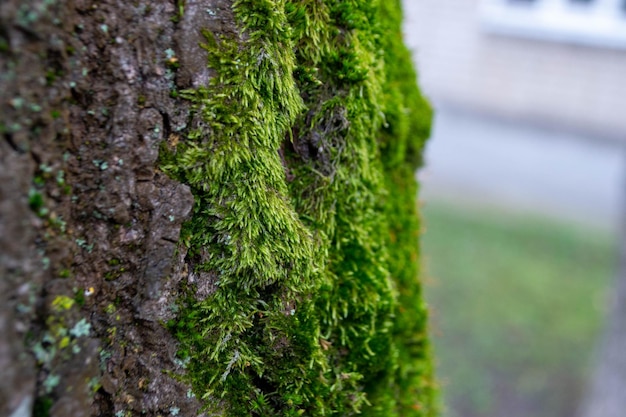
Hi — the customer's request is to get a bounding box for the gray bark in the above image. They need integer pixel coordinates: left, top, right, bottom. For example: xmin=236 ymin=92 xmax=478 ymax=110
xmin=0 ymin=1 xmax=229 ymax=415
xmin=578 ymin=154 xmax=626 ymax=417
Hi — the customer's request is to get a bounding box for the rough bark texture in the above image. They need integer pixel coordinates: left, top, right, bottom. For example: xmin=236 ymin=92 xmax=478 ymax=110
xmin=0 ymin=1 xmax=435 ymax=416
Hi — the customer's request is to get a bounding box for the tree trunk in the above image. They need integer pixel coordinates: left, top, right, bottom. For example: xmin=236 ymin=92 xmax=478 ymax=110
xmin=0 ymin=1 xmax=436 ymax=416
xmin=579 ymin=163 xmax=626 ymax=417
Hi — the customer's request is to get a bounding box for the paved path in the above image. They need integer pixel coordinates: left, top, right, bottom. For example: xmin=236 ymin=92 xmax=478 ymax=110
xmin=418 ymin=106 xmax=626 ymax=231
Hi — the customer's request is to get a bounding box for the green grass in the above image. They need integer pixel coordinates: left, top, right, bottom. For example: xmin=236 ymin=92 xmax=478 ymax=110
xmin=421 ymin=202 xmax=617 ymax=417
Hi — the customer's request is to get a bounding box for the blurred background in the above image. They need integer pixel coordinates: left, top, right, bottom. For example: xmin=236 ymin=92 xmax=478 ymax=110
xmin=401 ymin=1 xmax=626 ymax=416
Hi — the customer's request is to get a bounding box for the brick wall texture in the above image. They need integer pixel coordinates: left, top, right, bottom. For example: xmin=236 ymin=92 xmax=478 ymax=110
xmin=403 ymin=0 xmax=626 ymax=140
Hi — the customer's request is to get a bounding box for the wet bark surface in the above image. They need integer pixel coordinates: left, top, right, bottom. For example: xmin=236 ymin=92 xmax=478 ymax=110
xmin=0 ymin=1 xmax=233 ymax=415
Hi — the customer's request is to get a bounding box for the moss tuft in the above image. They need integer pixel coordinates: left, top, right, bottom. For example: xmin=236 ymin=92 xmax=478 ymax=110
xmin=33 ymin=395 xmax=53 ymax=417
xmin=161 ymin=0 xmax=437 ymax=415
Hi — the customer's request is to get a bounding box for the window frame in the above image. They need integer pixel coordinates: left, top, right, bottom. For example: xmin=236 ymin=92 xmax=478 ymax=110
xmin=479 ymin=0 xmax=626 ymax=49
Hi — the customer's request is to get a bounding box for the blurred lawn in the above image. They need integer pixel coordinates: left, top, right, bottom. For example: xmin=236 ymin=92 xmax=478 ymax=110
xmin=421 ymin=202 xmax=617 ymax=417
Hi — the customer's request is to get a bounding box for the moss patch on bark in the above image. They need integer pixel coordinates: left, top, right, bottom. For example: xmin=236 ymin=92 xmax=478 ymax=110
xmin=160 ymin=0 xmax=436 ymax=415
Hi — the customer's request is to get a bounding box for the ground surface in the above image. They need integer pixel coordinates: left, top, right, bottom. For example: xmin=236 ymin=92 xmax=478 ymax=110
xmin=421 ymin=202 xmax=616 ymax=417
xmin=419 ymin=106 xmax=625 ymax=231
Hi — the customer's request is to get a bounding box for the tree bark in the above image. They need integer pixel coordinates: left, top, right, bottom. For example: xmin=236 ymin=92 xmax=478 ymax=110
xmin=0 ymin=1 xmax=436 ymax=416
xmin=579 ymin=161 xmax=626 ymax=417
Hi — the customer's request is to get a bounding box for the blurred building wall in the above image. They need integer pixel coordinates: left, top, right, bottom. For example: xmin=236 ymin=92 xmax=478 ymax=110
xmin=403 ymin=0 xmax=626 ymax=141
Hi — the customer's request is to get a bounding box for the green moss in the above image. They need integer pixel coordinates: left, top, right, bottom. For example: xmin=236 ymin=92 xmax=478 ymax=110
xmin=0 ymin=36 xmax=8 ymax=53
xmin=51 ymin=295 xmax=75 ymax=312
xmin=73 ymin=288 xmax=85 ymax=306
xmin=33 ymin=395 xmax=53 ymax=417
xmin=376 ymin=2 xmax=437 ymax=415
xmin=161 ymin=0 xmax=436 ymax=415
xmin=28 ymin=188 xmax=44 ymax=212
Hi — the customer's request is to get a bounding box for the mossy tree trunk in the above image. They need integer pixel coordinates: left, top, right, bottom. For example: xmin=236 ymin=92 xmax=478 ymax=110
xmin=0 ymin=1 xmax=436 ymax=416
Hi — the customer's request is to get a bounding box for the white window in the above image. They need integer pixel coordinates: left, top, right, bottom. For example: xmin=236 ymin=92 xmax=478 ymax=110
xmin=479 ymin=0 xmax=626 ymax=49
